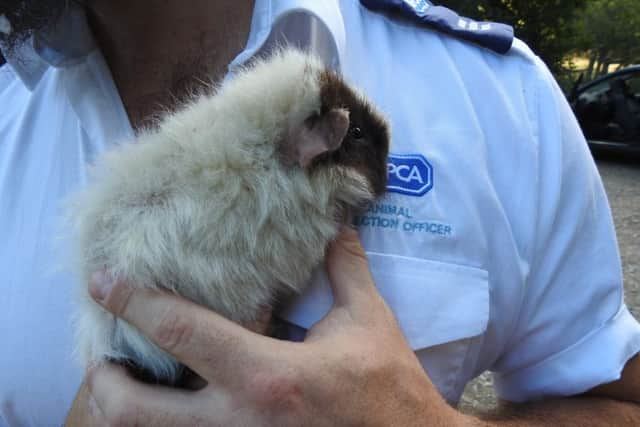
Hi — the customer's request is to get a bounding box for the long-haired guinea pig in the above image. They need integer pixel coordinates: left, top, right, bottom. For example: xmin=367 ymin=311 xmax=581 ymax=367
xmin=68 ymin=49 xmax=390 ymax=383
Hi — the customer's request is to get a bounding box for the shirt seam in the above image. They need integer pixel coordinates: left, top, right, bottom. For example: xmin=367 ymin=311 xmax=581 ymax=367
xmin=492 ymin=58 xmax=541 ymax=366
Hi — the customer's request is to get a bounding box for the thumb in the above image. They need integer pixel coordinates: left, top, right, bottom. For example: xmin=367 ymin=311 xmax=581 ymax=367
xmin=325 ymin=226 xmax=379 ymax=309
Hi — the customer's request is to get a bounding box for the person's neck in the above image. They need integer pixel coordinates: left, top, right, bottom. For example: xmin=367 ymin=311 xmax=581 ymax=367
xmin=87 ymin=0 xmax=255 ymax=129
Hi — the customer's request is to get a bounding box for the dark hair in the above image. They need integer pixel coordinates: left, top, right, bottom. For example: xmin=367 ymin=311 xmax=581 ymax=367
xmin=0 ymin=0 xmax=68 ymax=53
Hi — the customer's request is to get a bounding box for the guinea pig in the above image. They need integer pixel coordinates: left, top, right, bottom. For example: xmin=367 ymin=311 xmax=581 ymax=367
xmin=68 ymin=48 xmax=390 ymax=383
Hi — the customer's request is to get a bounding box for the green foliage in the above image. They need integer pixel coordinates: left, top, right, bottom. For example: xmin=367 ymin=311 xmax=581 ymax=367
xmin=438 ymin=1 xmax=640 ymax=90
xmin=440 ymin=0 xmax=587 ymax=75
xmin=573 ymin=0 xmax=640 ymax=80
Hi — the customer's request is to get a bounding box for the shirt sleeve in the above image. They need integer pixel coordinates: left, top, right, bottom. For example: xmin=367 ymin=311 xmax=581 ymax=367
xmin=490 ymin=56 xmax=640 ymax=402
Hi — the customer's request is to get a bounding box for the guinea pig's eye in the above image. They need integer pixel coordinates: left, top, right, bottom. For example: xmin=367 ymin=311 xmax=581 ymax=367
xmin=349 ymin=126 xmax=364 ymax=139
xmin=305 ymin=113 xmax=320 ymax=128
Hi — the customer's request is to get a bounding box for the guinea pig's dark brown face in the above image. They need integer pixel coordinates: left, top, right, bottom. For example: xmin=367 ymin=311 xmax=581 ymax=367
xmin=314 ymin=71 xmax=390 ymax=197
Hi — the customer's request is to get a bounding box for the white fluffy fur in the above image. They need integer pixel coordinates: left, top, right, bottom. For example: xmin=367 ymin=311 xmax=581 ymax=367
xmin=68 ymin=49 xmax=377 ymax=381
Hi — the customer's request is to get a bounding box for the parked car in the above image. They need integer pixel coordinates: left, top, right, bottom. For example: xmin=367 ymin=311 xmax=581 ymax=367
xmin=569 ymin=65 xmax=640 ymax=152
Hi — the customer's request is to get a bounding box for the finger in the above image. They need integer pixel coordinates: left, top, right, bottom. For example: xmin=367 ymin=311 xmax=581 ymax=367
xmin=64 ymin=380 xmax=103 ymax=427
xmin=325 ymin=226 xmax=380 ymax=309
xmin=88 ymin=363 xmax=225 ymax=427
xmin=89 ymin=272 xmax=287 ymax=385
xmin=88 ymin=393 xmax=108 ymax=427
xmin=243 ymin=307 xmax=273 ymax=334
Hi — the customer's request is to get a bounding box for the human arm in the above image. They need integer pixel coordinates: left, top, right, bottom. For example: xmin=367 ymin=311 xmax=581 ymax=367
xmin=466 ymin=363 xmax=640 ymax=426
xmin=475 ymin=357 xmax=640 ymax=426
xmin=67 ymin=226 xmax=461 ymax=426
xmin=68 ymin=227 xmax=640 ymax=426
xmin=65 ymin=381 xmax=98 ymax=427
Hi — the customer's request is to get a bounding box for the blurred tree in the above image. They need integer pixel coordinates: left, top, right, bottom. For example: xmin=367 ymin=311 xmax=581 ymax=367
xmin=573 ymin=0 xmax=640 ymax=80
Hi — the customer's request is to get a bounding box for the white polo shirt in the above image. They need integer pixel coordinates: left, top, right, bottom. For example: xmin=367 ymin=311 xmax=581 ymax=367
xmin=2 ymin=1 xmax=639 ymax=425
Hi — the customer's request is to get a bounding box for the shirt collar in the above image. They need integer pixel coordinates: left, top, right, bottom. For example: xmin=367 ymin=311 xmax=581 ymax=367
xmin=228 ymin=0 xmax=345 ymax=75
xmin=0 ymin=3 xmax=95 ymax=90
xmin=0 ymin=1 xmax=346 ymax=90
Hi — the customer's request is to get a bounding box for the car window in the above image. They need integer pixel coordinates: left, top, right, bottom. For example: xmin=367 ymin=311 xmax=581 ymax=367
xmin=578 ymin=80 xmax=611 ymax=104
xmin=623 ymin=74 xmax=640 ymax=99
xmin=575 ymin=80 xmax=614 ymax=142
xmin=574 ymin=71 xmax=640 ymax=144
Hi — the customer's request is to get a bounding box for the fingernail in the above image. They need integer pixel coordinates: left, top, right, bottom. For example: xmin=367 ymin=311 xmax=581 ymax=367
xmin=89 ymin=270 xmax=114 ymax=303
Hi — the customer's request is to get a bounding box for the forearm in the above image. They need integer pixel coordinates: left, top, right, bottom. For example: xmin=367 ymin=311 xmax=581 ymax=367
xmin=466 ymin=397 xmax=640 ymax=427
xmin=66 ymin=378 xmax=640 ymax=427
xmin=65 ymin=381 xmax=93 ymax=427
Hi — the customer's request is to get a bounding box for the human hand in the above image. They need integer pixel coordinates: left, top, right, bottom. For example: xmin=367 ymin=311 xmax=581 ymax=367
xmin=84 ymin=226 xmax=470 ymax=426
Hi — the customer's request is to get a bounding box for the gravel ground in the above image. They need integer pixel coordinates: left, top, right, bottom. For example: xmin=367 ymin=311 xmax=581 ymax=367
xmin=459 ymin=150 xmax=640 ymax=414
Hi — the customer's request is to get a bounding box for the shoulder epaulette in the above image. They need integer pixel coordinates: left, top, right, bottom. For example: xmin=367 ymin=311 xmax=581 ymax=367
xmin=360 ymin=0 xmax=514 ymax=54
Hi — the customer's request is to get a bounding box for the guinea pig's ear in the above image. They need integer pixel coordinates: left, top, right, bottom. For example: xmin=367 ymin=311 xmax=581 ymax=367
xmin=294 ymin=108 xmax=349 ymax=168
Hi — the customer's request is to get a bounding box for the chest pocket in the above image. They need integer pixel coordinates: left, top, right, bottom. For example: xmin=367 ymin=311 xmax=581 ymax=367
xmin=280 ymin=252 xmax=489 ymax=400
